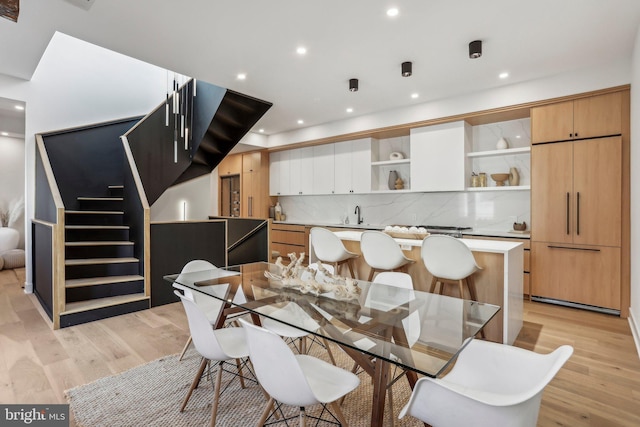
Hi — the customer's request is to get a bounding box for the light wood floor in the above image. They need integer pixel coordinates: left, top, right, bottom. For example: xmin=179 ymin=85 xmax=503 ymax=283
xmin=1 ymin=268 xmax=639 ymax=426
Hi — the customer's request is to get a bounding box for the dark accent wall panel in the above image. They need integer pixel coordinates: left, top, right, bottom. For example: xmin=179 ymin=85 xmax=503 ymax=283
xmin=34 ymin=144 xmax=58 ymax=223
xmin=210 ymin=217 xmax=266 ymax=247
xmin=228 ymin=225 xmax=269 ymax=266
xmin=122 ymin=161 xmax=145 ymax=276
xmin=150 ymin=221 xmax=226 ymax=307
xmin=41 ymin=117 xmax=141 ymax=209
xmin=32 ymin=222 xmax=53 ymax=320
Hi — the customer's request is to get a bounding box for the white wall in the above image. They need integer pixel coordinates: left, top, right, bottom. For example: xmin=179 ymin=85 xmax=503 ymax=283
xmin=629 ymin=26 xmax=640 ymax=352
xmin=150 ymin=174 xmax=213 ymax=221
xmin=0 ymin=135 xmax=25 ymax=248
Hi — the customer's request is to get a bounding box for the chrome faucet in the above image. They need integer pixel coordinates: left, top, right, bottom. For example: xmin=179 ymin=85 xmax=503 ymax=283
xmin=354 ymin=205 xmax=363 ymax=224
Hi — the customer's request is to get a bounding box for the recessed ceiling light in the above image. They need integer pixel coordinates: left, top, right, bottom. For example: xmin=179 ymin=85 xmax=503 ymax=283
xmin=516 ymin=135 xmax=521 ymax=139
xmin=14 ymin=105 xmax=24 ymax=110
xmin=296 ymin=47 xmax=307 ymax=55
xmin=346 ymin=108 xmax=353 ymax=113
xmin=237 ymin=73 xmax=247 ymax=80
xmin=411 ymin=93 xmax=419 ymax=99
xmin=387 ymin=8 xmax=399 ymax=17
xmin=297 ymin=120 xmax=304 ymax=125
xmin=499 ymin=72 xmax=509 ymax=79
xmin=258 ymin=129 xmax=264 ymax=133
xmin=1 ymin=132 xmax=8 ymax=136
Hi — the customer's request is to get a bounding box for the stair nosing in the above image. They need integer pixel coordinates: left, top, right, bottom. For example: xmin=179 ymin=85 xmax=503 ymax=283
xmin=61 ymin=293 xmax=149 ymax=315
xmin=65 ymin=275 xmax=144 ymax=288
xmin=65 ymin=257 xmax=138 ymax=266
xmin=65 ymin=241 xmax=134 ymax=246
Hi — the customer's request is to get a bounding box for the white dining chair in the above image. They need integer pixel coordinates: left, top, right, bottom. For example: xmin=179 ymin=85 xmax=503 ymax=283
xmin=399 ymin=339 xmax=574 ymax=427
xmin=175 ymin=291 xmax=252 ymax=427
xmin=310 ymin=227 xmax=359 ymax=278
xmin=361 ymin=231 xmax=415 ymax=281
xmin=239 ymin=318 xmax=360 ymax=427
xmin=173 ymin=259 xmax=246 ymax=360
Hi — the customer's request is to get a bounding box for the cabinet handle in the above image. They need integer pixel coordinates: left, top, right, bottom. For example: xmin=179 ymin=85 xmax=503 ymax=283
xmin=566 ymin=192 xmax=570 ymax=235
xmin=570 ymin=133 xmax=573 ymax=138
xmin=547 ymin=245 xmax=600 ymax=252
xmin=576 ymin=192 xmax=580 ymax=235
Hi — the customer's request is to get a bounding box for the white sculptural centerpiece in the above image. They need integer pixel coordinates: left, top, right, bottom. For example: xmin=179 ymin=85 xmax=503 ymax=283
xmin=264 ymin=252 xmax=361 ymax=300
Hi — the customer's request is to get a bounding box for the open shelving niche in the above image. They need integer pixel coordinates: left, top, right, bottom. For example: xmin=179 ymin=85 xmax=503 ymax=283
xmin=370 ymin=135 xmax=411 ymax=192
xmin=466 ymin=117 xmax=532 ymax=191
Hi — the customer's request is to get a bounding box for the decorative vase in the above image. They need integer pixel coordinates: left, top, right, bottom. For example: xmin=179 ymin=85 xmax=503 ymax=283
xmin=496 ymin=137 xmax=508 ymax=150
xmin=508 ymin=167 xmax=520 ymax=186
xmin=388 ymin=170 xmax=398 ymax=190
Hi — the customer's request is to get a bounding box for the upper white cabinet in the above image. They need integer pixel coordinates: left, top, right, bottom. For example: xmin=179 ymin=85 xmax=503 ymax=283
xmin=269 ymin=150 xmax=291 ymax=196
xmin=289 ymin=147 xmax=314 ymax=195
xmin=410 ymin=121 xmax=470 ymax=192
xmin=334 ymin=138 xmax=371 ymax=194
xmin=312 ymin=144 xmax=335 ymax=194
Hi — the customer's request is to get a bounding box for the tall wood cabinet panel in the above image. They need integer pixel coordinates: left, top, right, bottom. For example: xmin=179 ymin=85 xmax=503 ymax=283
xmin=531 ymin=92 xmax=622 ymax=144
xmin=240 ymin=151 xmax=269 ymax=218
xmin=531 ymin=136 xmax=622 ymax=310
xmin=218 ymin=154 xmax=242 ymax=176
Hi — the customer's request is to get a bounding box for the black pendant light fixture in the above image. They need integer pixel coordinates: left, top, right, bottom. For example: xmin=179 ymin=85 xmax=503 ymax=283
xmin=349 ymin=78 xmax=359 ymax=92
xmin=401 ymin=61 xmax=412 ymax=77
xmin=469 ymin=40 xmax=482 ymax=59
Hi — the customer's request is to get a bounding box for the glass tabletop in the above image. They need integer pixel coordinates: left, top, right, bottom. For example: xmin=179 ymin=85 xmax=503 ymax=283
xmin=164 ymin=261 xmax=500 ymax=378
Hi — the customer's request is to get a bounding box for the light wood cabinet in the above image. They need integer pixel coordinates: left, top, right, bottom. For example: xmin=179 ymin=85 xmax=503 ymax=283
xmin=218 ymin=154 xmax=242 ymax=176
xmin=241 ymin=152 xmax=268 ymax=218
xmin=270 ymin=223 xmax=309 ymax=263
xmin=531 ymin=137 xmax=621 ymax=247
xmin=531 ymin=136 xmax=622 ymax=310
xmin=531 ymin=92 xmax=622 ymax=144
xmin=532 ymin=242 xmax=620 ymax=310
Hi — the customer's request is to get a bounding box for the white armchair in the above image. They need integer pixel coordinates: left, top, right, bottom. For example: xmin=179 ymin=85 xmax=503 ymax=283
xmin=399 ymin=339 xmax=573 ymax=427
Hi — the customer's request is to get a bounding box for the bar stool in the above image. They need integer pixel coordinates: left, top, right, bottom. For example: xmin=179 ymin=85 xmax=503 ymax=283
xmin=361 ymin=230 xmax=414 ymax=281
xmin=420 ymin=234 xmax=481 ymax=301
xmin=310 ymin=227 xmax=359 ymax=278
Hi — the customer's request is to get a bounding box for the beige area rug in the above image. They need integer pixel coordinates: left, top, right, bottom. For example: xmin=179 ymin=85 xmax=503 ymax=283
xmin=66 ymin=342 xmax=422 ymax=426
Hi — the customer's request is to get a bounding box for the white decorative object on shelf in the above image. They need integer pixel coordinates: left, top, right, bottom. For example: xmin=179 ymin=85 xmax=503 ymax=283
xmin=496 ymin=137 xmax=509 ymax=150
xmin=389 ymin=151 xmax=404 ymax=160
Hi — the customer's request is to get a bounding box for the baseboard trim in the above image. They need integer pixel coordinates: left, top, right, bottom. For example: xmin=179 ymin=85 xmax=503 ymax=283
xmin=24 ymin=281 xmax=33 ymax=293
xmin=629 ymin=309 xmax=640 ymax=360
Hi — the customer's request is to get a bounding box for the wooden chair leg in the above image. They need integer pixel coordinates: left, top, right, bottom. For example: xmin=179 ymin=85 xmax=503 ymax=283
xmin=429 ymin=276 xmax=438 ymax=293
xmin=346 ymin=259 xmax=356 ymax=279
xmin=181 ymin=357 xmax=208 ymax=412
xmin=257 ymin=397 xmax=274 ymax=426
xmin=209 ymin=361 xmax=223 ymax=427
xmin=178 ymin=336 xmax=192 ymax=361
xmin=322 ymin=337 xmax=337 ymax=365
xmin=466 ymin=275 xmax=479 ymax=301
xmin=458 ymin=279 xmax=466 ymax=299
xmin=299 ymin=407 xmax=306 ymax=427
xmin=387 ymin=386 xmax=395 ymax=427
xmin=235 ymin=358 xmax=246 ymax=389
xmin=367 ymin=268 xmax=376 ymax=281
xmin=330 ymin=401 xmax=350 ymax=427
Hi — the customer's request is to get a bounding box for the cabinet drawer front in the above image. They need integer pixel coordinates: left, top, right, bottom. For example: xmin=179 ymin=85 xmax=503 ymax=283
xmin=271 ymin=229 xmax=307 ymax=246
xmin=272 ymin=243 xmax=308 ymax=261
xmin=531 ymin=242 xmax=620 ymax=310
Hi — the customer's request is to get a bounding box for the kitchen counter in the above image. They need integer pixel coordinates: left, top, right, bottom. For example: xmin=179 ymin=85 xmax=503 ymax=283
xmin=310 ymin=230 xmax=523 ymax=345
xmin=273 ymin=220 xmax=530 ymax=239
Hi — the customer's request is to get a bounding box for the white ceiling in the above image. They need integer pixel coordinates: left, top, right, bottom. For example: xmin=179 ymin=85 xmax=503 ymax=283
xmin=1 ymin=0 xmax=640 ymax=137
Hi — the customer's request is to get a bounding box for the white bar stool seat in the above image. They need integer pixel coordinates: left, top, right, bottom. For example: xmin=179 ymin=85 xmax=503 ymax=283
xmin=310 ymin=227 xmax=359 ymax=278
xmin=361 ymin=230 xmax=415 ymax=281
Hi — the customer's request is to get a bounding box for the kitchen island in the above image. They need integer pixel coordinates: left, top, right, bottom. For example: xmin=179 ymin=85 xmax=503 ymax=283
xmin=309 ymin=230 xmax=523 ymax=345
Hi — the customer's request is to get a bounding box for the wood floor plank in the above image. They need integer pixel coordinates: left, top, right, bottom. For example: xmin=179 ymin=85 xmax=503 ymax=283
xmin=0 ymin=267 xmax=639 ymax=426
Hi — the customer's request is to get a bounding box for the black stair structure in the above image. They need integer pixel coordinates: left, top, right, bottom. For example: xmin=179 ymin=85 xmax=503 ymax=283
xmin=33 ymin=79 xmax=272 ymax=328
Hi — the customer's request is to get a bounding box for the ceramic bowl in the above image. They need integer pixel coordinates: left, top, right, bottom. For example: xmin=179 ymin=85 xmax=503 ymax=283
xmin=490 ymin=173 xmax=510 ymax=186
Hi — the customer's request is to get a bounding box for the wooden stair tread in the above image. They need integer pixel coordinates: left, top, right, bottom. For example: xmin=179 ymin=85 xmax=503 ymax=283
xmin=66 ymin=241 xmax=134 ymax=246
xmin=65 ymin=225 xmax=129 ymax=229
xmin=77 ymin=197 xmax=123 ymax=201
xmin=65 ymin=210 xmax=124 ymax=215
xmin=66 ymin=275 xmax=144 ymax=288
xmin=62 ymin=293 xmax=149 ymax=315
xmin=65 ymin=257 xmax=138 ymax=266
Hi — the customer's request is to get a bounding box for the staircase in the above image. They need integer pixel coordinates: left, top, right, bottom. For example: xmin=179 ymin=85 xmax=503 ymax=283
xmin=60 ymin=185 xmax=148 ymax=327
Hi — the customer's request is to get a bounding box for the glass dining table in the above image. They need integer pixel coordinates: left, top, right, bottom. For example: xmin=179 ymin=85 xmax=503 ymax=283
xmin=164 ymin=261 xmax=500 ymax=427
